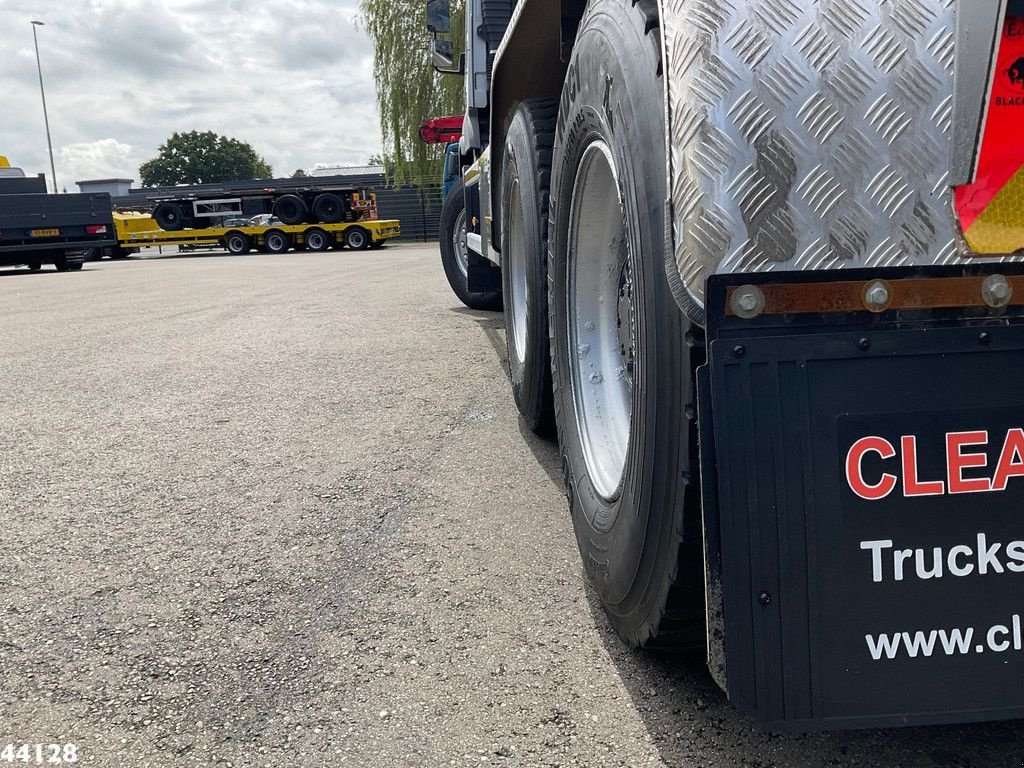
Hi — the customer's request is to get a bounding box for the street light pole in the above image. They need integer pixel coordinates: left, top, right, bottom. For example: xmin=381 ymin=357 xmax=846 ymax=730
xmin=30 ymin=20 xmax=58 ymax=194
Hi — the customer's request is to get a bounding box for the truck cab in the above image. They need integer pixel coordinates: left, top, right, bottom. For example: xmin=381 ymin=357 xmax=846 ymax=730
xmin=0 ymin=158 xmax=115 ymax=272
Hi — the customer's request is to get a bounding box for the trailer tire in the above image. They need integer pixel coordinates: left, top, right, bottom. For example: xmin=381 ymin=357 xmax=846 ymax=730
xmin=153 ymin=202 xmax=185 ymax=231
xmin=501 ymin=98 xmax=557 ymax=435
xmin=68 ymin=260 xmax=84 ymax=271
xmin=273 ymin=194 xmax=308 ymax=225
xmin=344 ymin=226 xmax=370 ymax=251
xmin=548 ymin=0 xmax=704 ymax=650
xmin=440 ymin=177 xmax=502 ymax=311
xmin=53 ymin=254 xmax=70 ymax=272
xmin=263 ymin=229 xmax=291 ymax=254
xmin=27 ymin=260 xmax=41 ymax=271
xmin=304 ymin=227 xmax=331 ymax=252
xmin=313 ymin=193 xmax=345 ymax=224
xmin=224 ymin=231 xmax=251 ymax=255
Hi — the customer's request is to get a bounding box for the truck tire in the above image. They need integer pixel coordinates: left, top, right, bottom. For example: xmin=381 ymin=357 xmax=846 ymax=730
xmin=273 ymin=194 xmax=308 ymax=225
xmin=313 ymin=193 xmax=345 ymax=224
xmin=27 ymin=260 xmax=41 ymax=271
xmin=304 ymin=227 xmax=331 ymax=251
xmin=53 ymin=254 xmax=70 ymax=272
xmin=500 ymin=98 xmax=557 ymax=434
xmin=224 ymin=231 xmax=251 ymax=255
xmin=153 ymin=202 xmax=185 ymax=231
xmin=263 ymin=229 xmax=291 ymax=254
xmin=440 ymin=177 xmax=502 ymax=311
xmin=344 ymin=226 xmax=370 ymax=250
xmin=548 ymin=0 xmax=704 ymax=649
xmin=68 ymin=260 xmax=84 ymax=271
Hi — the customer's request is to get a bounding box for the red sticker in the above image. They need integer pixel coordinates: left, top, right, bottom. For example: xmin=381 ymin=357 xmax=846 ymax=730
xmin=954 ymin=15 xmax=1024 ymax=232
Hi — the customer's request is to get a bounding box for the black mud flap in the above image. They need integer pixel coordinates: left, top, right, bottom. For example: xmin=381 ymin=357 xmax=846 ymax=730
xmin=467 ymin=251 xmax=501 ymax=294
xmin=700 ymin=269 xmax=1024 ymax=731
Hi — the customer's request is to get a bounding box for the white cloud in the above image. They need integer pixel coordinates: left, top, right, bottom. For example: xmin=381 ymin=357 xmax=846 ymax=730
xmin=0 ymin=0 xmax=383 ymax=188
xmin=59 ymin=139 xmax=138 ymax=187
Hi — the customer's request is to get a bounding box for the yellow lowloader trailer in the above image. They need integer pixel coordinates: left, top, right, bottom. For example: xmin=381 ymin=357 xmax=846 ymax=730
xmin=108 ymin=213 xmax=401 ymax=258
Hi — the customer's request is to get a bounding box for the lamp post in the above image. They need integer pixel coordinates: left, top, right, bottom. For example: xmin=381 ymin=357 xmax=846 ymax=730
xmin=30 ymin=20 xmax=58 ymax=194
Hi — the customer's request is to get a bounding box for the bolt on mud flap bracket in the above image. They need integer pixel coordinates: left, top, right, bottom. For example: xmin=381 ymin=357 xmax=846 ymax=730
xmin=698 ymin=271 xmax=1024 ymax=730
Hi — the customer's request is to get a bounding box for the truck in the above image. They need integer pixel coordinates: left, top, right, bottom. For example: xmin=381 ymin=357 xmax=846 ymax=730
xmin=426 ymin=0 xmax=1024 ymax=730
xmin=419 ymin=116 xmax=465 ymax=200
xmin=420 ymin=117 xmax=478 ymax=306
xmin=0 ymin=156 xmax=115 ymax=272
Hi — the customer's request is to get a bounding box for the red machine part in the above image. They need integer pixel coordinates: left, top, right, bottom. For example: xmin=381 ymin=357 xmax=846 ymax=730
xmin=419 ymin=116 xmax=463 ymax=145
xmin=955 ymin=11 xmax=1024 ymax=253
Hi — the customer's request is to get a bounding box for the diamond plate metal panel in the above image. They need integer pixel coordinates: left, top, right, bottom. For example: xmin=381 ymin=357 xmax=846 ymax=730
xmin=659 ymin=0 xmax=1018 ymax=320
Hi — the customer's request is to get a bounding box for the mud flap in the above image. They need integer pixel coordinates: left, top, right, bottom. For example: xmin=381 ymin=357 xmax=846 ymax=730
xmin=699 ymin=269 xmax=1024 ymax=730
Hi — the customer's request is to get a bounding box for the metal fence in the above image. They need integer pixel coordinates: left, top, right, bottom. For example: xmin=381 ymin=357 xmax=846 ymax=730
xmin=110 ymin=173 xmax=445 ymax=243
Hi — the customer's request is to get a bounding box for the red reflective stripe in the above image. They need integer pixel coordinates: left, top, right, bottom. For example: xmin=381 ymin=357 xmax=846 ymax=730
xmin=955 ymin=14 xmax=1024 ymax=231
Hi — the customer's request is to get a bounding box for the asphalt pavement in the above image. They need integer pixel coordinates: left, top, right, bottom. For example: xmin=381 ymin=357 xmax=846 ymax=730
xmin=2 ymin=244 xmax=1024 ymax=767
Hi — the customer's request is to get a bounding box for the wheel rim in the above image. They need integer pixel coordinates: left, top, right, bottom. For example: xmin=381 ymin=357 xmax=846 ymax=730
xmin=505 ymin=177 xmax=528 ymax=366
xmin=453 ymin=209 xmax=469 ymax=277
xmin=567 ymin=140 xmax=634 ymax=502
xmin=349 ymin=230 xmax=364 ymax=248
xmin=309 ymin=232 xmax=324 ymax=249
xmin=229 ymin=236 xmax=244 ymax=253
xmin=269 ymin=234 xmax=285 ymax=251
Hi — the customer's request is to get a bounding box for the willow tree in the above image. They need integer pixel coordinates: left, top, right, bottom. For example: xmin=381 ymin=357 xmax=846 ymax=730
xmin=360 ymin=0 xmax=465 ymax=187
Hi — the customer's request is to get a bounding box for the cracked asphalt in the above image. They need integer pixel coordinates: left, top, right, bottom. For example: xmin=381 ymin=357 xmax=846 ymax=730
xmin=2 ymin=244 xmax=1024 ymax=767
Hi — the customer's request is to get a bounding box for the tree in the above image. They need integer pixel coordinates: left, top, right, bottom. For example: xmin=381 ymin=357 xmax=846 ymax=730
xmin=291 ymin=168 xmax=309 ymax=178
xmin=139 ymin=131 xmax=273 ymax=187
xmin=360 ymin=0 xmax=464 ymax=186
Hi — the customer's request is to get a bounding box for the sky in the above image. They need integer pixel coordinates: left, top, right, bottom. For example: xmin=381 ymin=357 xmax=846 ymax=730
xmin=0 ymin=0 xmax=382 ymax=190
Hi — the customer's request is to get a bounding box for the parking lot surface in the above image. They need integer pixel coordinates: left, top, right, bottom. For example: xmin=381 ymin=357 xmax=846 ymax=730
xmin=2 ymin=244 xmax=1024 ymax=767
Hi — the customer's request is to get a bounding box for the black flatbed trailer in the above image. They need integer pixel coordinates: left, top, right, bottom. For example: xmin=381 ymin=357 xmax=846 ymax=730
xmin=147 ymin=183 xmax=378 ymax=232
xmin=0 ymin=174 xmax=115 ymax=272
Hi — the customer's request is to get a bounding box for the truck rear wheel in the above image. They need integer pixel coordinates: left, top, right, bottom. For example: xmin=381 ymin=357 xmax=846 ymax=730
xmin=224 ymin=231 xmax=251 ymax=255
xmin=304 ymin=227 xmax=331 ymax=251
xmin=344 ymin=226 xmax=370 ymax=251
xmin=153 ymin=202 xmax=185 ymax=231
xmin=548 ymin=0 xmax=703 ymax=649
xmin=263 ymin=229 xmax=291 ymax=254
xmin=440 ymin=177 xmax=502 ymax=311
xmin=313 ymin=193 xmax=345 ymax=224
xmin=501 ymin=98 xmax=557 ymax=434
xmin=273 ymin=194 xmax=308 ymax=225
